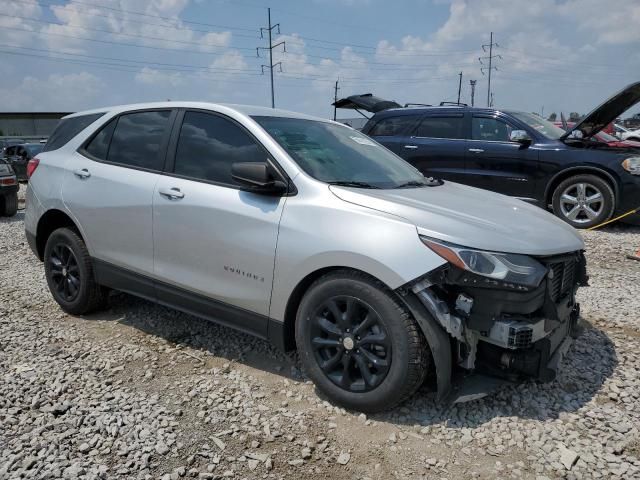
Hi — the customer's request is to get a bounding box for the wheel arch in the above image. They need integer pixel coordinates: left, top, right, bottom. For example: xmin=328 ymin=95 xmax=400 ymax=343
xmin=35 ymin=209 xmax=83 ymax=261
xmin=544 ymin=166 xmax=619 ymax=208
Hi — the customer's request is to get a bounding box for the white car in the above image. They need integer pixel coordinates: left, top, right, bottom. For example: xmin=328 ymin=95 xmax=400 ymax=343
xmin=617 ymin=124 xmax=640 ymax=141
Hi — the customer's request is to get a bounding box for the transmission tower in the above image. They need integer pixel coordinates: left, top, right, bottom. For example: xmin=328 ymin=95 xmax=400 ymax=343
xmin=257 ymin=8 xmax=286 ymax=108
xmin=479 ymin=32 xmax=501 ymax=107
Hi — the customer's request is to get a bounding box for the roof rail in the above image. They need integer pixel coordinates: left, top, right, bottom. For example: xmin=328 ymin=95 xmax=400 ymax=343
xmin=439 ymin=101 xmax=468 ymax=107
xmin=404 ymin=103 xmax=432 ymax=108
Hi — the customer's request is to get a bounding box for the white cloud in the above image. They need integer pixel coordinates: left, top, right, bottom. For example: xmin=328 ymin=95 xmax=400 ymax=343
xmin=135 ymin=67 xmax=184 ymax=87
xmin=0 ymin=72 xmax=105 ymax=110
xmin=0 ymin=0 xmax=43 ymax=48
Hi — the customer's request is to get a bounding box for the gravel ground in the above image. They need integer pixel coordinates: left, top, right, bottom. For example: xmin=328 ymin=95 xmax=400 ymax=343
xmin=1 ymin=186 xmax=639 ymax=480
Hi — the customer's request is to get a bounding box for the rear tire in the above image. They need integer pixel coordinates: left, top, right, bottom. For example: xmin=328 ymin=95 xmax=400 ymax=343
xmin=1 ymin=193 xmax=18 ymax=217
xmin=551 ymin=174 xmax=615 ymax=229
xmin=44 ymin=227 xmax=107 ymax=315
xmin=295 ymin=270 xmax=429 ymax=412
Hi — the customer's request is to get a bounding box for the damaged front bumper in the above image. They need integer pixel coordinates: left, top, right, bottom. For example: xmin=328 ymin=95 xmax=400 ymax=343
xmin=400 ymin=251 xmax=588 ymax=402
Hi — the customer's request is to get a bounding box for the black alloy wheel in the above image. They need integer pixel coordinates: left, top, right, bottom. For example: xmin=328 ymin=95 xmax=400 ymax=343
xmin=48 ymin=244 xmax=81 ymax=302
xmin=310 ymin=296 xmax=391 ymax=392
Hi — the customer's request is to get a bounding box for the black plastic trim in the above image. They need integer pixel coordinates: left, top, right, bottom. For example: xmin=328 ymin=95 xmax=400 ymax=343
xmin=93 ymin=259 xmax=269 ymax=339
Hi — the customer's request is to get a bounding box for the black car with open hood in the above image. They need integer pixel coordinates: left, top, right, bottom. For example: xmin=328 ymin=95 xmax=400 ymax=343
xmin=332 ymin=93 xmax=402 ymax=115
xmin=358 ymin=82 xmax=640 ymax=229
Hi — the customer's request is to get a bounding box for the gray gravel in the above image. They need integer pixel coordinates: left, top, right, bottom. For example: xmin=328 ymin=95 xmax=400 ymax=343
xmin=1 ymin=185 xmax=639 ymax=479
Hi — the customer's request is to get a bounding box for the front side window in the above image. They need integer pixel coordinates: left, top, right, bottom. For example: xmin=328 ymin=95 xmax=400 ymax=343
xmin=174 ymin=111 xmax=266 ymax=185
xmin=254 ymin=116 xmax=427 ymax=189
xmin=415 ymin=116 xmax=464 ymax=139
xmin=368 ymin=115 xmax=419 ymax=136
xmin=472 ymin=117 xmax=513 ymax=142
xmin=107 ymin=111 xmax=171 ymax=171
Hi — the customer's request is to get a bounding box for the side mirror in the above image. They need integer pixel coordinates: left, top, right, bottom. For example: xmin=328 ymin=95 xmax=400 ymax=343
xmin=231 ymin=162 xmax=287 ymax=195
xmin=509 ymin=129 xmax=532 ymax=145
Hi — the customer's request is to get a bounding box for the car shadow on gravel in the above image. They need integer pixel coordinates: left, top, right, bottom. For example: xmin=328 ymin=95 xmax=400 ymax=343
xmin=85 ymin=293 xmax=617 ymax=428
xmin=85 ymin=292 xmax=302 ymax=381
xmin=0 ymin=211 xmax=25 ymax=224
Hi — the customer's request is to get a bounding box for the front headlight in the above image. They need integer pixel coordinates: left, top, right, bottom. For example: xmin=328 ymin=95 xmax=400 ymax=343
xmin=622 ymin=157 xmax=640 ymax=175
xmin=420 ymin=236 xmax=547 ymax=287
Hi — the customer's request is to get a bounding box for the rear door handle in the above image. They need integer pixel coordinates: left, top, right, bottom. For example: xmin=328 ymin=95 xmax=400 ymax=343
xmin=404 ymin=145 xmax=418 ymax=150
xmin=159 ymin=187 xmax=185 ymax=200
xmin=468 ymin=148 xmax=484 ymax=153
xmin=73 ymin=168 xmax=91 ymax=179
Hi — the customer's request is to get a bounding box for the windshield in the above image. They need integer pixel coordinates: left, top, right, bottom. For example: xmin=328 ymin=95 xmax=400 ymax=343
xmin=253 ymin=116 xmax=428 ymax=188
xmin=509 ymin=111 xmax=566 ymax=140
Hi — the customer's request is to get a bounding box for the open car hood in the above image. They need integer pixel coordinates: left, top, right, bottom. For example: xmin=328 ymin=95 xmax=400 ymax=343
xmin=562 ymin=81 xmax=640 ymax=141
xmin=332 ymin=93 xmax=401 ymax=113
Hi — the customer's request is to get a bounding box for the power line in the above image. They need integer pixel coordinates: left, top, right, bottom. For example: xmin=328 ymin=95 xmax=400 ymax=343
xmin=479 ymin=32 xmax=501 ymax=107
xmin=257 ymin=8 xmax=286 ymax=108
xmin=1 ymin=13 xmax=256 ymax=51
xmin=19 ymin=0 xmax=259 ymax=33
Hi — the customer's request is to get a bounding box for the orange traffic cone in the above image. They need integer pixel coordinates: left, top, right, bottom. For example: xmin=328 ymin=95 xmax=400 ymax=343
xmin=628 ymin=247 xmax=640 ymax=262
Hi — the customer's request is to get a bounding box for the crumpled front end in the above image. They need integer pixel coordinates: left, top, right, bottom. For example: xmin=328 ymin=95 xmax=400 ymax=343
xmin=401 ymin=250 xmax=588 ymax=393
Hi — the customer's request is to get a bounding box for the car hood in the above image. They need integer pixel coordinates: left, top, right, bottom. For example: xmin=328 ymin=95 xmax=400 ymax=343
xmin=562 ymin=81 xmax=640 ymax=140
xmin=329 ymin=182 xmax=585 ymax=256
xmin=332 ymin=93 xmax=402 ymax=113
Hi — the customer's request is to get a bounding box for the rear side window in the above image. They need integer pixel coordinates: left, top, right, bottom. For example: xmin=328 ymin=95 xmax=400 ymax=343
xmin=368 ymin=115 xmax=419 ymax=136
xmin=42 ymin=113 xmax=105 ymax=152
xmin=107 ymin=111 xmax=172 ymax=171
xmin=84 ymin=119 xmax=116 ymax=160
xmin=415 ymin=116 xmax=464 ymax=139
xmin=173 ymin=111 xmax=265 ymax=185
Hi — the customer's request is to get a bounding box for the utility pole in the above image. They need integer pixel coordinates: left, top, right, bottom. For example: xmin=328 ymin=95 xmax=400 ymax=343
xmin=469 ymin=79 xmax=477 ymax=107
xmin=479 ymin=32 xmax=501 ymax=107
xmin=457 ymin=72 xmax=463 ymax=105
xmin=257 ymin=8 xmax=286 ymax=108
xmin=333 ymin=79 xmax=340 ymax=121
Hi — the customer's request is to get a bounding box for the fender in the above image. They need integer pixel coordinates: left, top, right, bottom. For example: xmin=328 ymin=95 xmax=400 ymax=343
xmin=397 ymin=291 xmax=452 ymax=401
xmin=544 ymin=165 xmax=620 ymax=204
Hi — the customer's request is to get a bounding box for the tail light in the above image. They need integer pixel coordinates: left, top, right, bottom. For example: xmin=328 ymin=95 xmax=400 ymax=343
xmin=0 ymin=177 xmax=17 ymax=186
xmin=27 ymin=157 xmax=40 ymax=179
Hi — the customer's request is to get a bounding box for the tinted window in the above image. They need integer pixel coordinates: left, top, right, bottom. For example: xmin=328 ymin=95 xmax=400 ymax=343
xmin=174 ymin=111 xmax=265 ymax=185
xmin=84 ymin=119 xmax=116 ymax=160
xmin=368 ymin=115 xmax=419 ymax=136
xmin=415 ymin=116 xmax=464 ymax=139
xmin=42 ymin=113 xmax=105 ymax=152
xmin=25 ymin=144 xmax=43 ymax=156
xmin=108 ymin=111 xmax=171 ymax=171
xmin=472 ymin=117 xmax=513 ymax=142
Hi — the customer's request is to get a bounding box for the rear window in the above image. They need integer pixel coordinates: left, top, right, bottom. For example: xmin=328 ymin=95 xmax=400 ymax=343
xmin=368 ymin=115 xmax=420 ymax=136
xmin=42 ymin=112 xmax=105 ymax=152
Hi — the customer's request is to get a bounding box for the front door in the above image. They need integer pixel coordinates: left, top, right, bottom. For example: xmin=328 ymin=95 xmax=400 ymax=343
xmin=465 ymin=114 xmax=538 ymax=198
xmin=152 ymin=110 xmax=286 ymax=335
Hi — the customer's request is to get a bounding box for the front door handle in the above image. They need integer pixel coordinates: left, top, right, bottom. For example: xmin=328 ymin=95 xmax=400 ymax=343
xmin=404 ymin=145 xmax=418 ymax=150
xmin=73 ymin=168 xmax=91 ymax=179
xmin=468 ymin=148 xmax=484 ymax=153
xmin=159 ymin=187 xmax=185 ymax=200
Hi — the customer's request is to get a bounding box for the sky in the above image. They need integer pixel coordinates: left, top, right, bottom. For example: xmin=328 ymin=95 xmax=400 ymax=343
xmin=1 ymin=0 xmax=639 ymax=120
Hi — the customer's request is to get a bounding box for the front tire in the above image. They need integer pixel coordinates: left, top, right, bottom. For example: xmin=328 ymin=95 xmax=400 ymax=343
xmin=551 ymin=174 xmax=615 ymax=229
xmin=44 ymin=227 xmax=107 ymax=315
xmin=295 ymin=270 xmax=429 ymax=412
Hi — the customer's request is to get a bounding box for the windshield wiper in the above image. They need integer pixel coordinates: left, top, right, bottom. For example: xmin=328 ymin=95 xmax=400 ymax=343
xmin=328 ymin=181 xmax=380 ymax=189
xmin=395 ymin=177 xmax=443 ymax=188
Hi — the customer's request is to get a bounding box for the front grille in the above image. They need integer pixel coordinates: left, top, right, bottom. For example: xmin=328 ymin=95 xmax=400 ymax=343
xmin=508 ymin=325 xmax=533 ymax=348
xmin=548 ymin=258 xmax=577 ymax=302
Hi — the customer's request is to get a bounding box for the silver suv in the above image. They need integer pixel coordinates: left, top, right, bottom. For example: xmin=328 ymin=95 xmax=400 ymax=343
xmin=25 ymin=102 xmax=587 ymax=412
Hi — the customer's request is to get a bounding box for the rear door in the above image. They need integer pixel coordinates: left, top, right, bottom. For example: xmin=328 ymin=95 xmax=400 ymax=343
xmin=465 ymin=114 xmax=538 ymax=198
xmin=366 ymin=114 xmax=421 ymax=157
xmin=63 ymin=109 xmax=176 ymax=287
xmin=152 ymin=109 xmax=286 ymax=334
xmin=401 ymin=113 xmax=468 ymax=183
